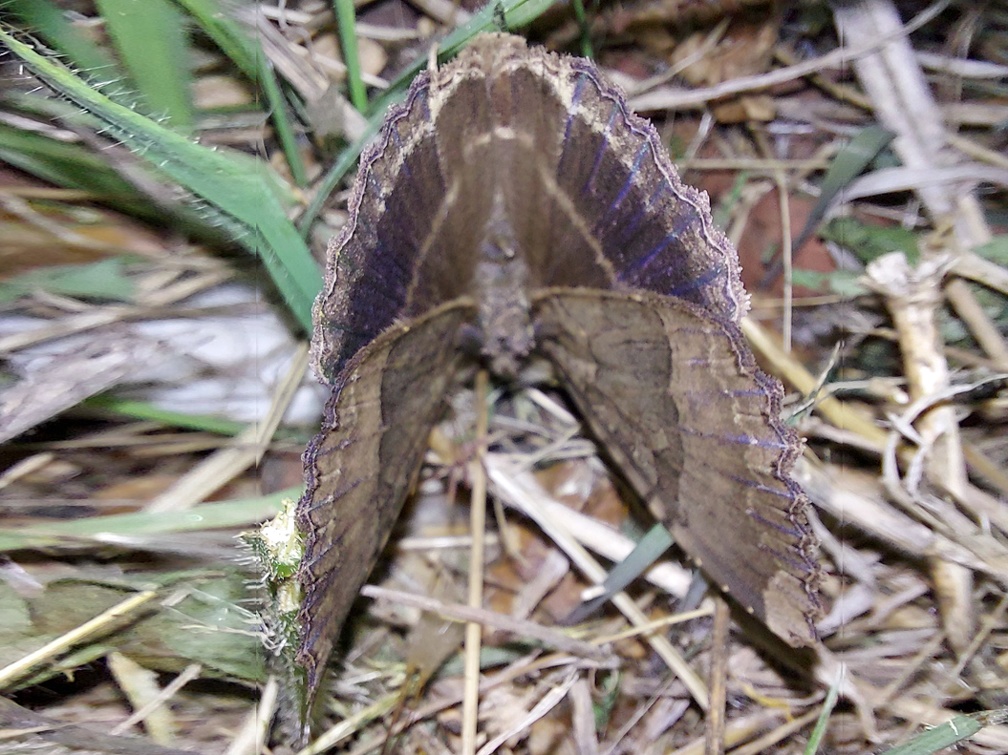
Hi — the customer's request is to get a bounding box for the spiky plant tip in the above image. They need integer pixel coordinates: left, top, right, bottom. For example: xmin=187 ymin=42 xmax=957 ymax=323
xmin=239 ymin=497 xmax=305 ymax=662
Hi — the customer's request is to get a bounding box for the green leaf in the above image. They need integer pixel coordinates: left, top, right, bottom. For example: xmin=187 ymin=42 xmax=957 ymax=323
xmin=333 ymin=0 xmax=368 ymax=113
xmin=95 ymin=0 xmax=195 ymax=128
xmin=565 ymin=524 xmax=673 ymax=624
xmin=3 ymin=573 xmax=266 ymax=685
xmin=4 ymin=0 xmax=127 ymax=95
xmin=0 ymin=28 xmax=320 ymax=331
xmin=974 ymin=235 xmax=1008 ymax=265
xmin=175 ymin=0 xmax=309 ymax=186
xmin=0 ymin=258 xmax=135 ymax=304
xmin=791 ymin=268 xmax=866 ymax=297
xmin=793 ymin=125 xmax=895 ymax=253
xmin=820 ymin=217 xmax=919 ymax=264
xmin=156 ymin=575 xmax=266 ymax=680
xmin=878 ymin=709 xmax=1008 ymax=754
xmin=0 ymin=489 xmax=294 ymax=553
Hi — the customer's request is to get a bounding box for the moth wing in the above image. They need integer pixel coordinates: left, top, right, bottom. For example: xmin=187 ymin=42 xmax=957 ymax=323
xmin=532 ymin=289 xmax=819 ymax=646
xmin=296 ymin=300 xmax=473 ymax=709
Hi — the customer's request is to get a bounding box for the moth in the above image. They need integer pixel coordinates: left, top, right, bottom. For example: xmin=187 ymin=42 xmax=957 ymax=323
xmin=296 ymin=32 xmax=820 ymax=719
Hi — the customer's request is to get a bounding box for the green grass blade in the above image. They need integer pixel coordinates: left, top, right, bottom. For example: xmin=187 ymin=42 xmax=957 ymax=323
xmin=803 ymin=671 xmax=841 ymax=754
xmin=94 ymin=0 xmax=194 ymax=128
xmin=569 ymin=0 xmax=593 ymax=58
xmin=0 ymin=27 xmax=320 ymax=331
xmin=333 ymin=0 xmax=368 ymax=113
xmin=820 ymin=217 xmax=919 ymax=265
xmin=0 ymin=259 xmax=135 ymax=304
xmin=297 ymin=107 xmax=385 ymax=234
xmin=4 ymin=0 xmax=125 ymax=92
xmin=878 ymin=708 xmax=1008 ymax=755
xmin=380 ymin=0 xmax=558 ymax=101
xmin=174 ymin=0 xmax=309 ymax=186
xmin=81 ymin=395 xmax=247 ymax=435
xmin=254 ymin=50 xmax=310 ymax=187
xmin=0 ymin=489 xmax=294 ymax=553
xmin=170 ymin=0 xmax=258 ymax=75
xmin=0 ymin=120 xmax=149 ymax=209
xmin=564 ymin=524 xmax=673 ymax=624
xmin=792 ymin=125 xmax=895 ymax=253
xmin=0 ymin=105 xmax=255 ymax=243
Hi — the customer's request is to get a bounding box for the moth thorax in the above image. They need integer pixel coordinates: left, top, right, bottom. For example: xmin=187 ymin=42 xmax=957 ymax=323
xmin=473 ymin=216 xmax=534 ymax=379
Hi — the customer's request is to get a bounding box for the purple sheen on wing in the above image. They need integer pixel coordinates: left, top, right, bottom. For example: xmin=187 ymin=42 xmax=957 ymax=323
xmin=681 ymin=426 xmax=789 ymax=450
xmin=745 ymin=508 xmax=806 ymax=539
xmin=562 ymin=72 xmax=590 ymax=145
xmin=727 ymin=475 xmax=794 ymax=498
xmin=666 ymin=264 xmax=724 ymax=297
xmin=584 ymin=106 xmax=620 ymax=194
xmin=609 ymin=143 xmax=651 ymax=212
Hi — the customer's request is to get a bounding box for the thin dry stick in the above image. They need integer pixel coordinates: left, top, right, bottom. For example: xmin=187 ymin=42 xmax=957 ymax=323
xmin=110 ymin=662 xmax=202 ymax=736
xmin=945 ymin=276 xmax=1008 ymax=369
xmin=876 ymin=631 xmax=947 ymax=706
xmin=397 ymin=656 xmax=591 ymax=744
xmin=475 ymin=672 xmax=578 ymax=755
xmin=749 ymin=316 xmax=1008 ymax=500
xmin=486 ymin=455 xmax=709 ymax=710
xmin=224 ymin=676 xmax=280 ymax=755
xmin=296 ymin=694 xmax=400 ymax=755
xmin=569 ymin=677 xmax=599 ymax=755
xmin=601 ymin=676 xmax=681 ymax=755
xmin=952 ymin=250 xmax=1008 ymax=298
xmin=729 ymin=709 xmax=822 ymax=755
xmin=627 ymin=0 xmax=948 ymax=111
xmin=776 ymin=169 xmax=794 ymax=353
xmin=943 ymin=593 xmax=1008 ymax=688
xmin=772 ymin=45 xmax=873 ymax=110
xmin=339 ymin=658 xmax=592 ymax=755
xmin=594 ymin=605 xmax=714 ymax=645
xmin=403 ymin=0 xmax=472 ymax=26
xmin=462 ymin=369 xmax=490 ymax=755
xmin=751 ymin=129 xmax=794 ymax=352
xmin=106 ymin=652 xmax=175 ymax=743
xmin=865 ymin=253 xmax=974 ymax=653
xmin=0 ymin=589 xmax=158 ymax=687
xmin=961 ymin=445 xmax=1008 ymax=499
xmin=704 ymin=598 xmax=730 ymax=755
xmin=833 ymin=0 xmax=1007 ymax=372
xmin=797 ymin=458 xmax=1008 ymax=582
xmin=740 ymin=317 xmax=889 ymax=449
xmin=0 ymin=261 xmax=229 ymax=357
xmin=667 ymin=710 xmax=797 ymax=755
xmin=360 ymin=586 xmax=607 ymax=660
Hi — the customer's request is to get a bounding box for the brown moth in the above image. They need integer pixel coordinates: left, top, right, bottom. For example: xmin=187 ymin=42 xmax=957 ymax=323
xmin=297 ymin=32 xmax=821 ymax=724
